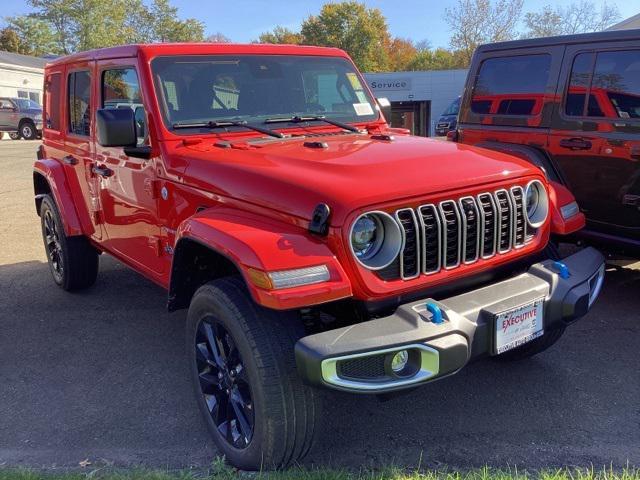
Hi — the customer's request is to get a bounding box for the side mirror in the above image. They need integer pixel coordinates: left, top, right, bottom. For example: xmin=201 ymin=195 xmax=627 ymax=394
xmin=377 ymin=97 xmax=392 ymax=123
xmin=96 ymin=108 xmax=136 ymax=147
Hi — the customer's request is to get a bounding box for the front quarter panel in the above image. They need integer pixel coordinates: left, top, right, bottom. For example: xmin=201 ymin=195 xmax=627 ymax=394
xmin=174 ymin=207 xmax=352 ymax=310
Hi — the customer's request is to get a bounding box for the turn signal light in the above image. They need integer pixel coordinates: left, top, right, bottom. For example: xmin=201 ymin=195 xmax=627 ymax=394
xmin=247 ymin=265 xmax=330 ymax=290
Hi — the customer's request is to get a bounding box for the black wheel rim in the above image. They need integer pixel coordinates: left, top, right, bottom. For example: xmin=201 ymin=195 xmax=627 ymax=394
xmin=44 ymin=209 xmax=64 ymax=280
xmin=195 ymin=318 xmax=254 ymax=449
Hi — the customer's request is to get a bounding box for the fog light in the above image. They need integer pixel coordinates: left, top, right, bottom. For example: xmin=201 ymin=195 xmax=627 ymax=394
xmin=390 ymin=350 xmax=409 ymax=373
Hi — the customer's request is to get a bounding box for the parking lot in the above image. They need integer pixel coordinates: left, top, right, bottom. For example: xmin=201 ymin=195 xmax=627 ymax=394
xmin=0 ymin=139 xmax=639 ymax=471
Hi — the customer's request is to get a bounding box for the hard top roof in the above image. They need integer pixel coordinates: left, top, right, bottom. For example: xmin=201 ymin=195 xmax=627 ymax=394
xmin=477 ymin=28 xmax=640 ymax=53
xmin=45 ymin=43 xmax=349 ymax=67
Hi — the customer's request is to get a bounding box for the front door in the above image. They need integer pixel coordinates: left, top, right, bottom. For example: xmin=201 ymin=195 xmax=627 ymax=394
xmin=549 ymin=45 xmax=640 ymax=240
xmin=94 ymin=61 xmax=164 ymax=277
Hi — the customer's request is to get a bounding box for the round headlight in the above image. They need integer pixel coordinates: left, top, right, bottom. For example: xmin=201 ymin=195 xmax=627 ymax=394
xmin=524 ymin=180 xmax=549 ymax=228
xmin=351 ymin=214 xmax=383 ymax=260
xmin=349 ymin=211 xmax=402 ymax=270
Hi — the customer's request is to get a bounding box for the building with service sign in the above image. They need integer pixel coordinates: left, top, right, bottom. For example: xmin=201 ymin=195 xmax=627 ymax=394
xmin=364 ymin=69 xmax=468 ymax=137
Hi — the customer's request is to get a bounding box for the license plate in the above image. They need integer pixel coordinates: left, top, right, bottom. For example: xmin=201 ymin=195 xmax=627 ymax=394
xmin=494 ymin=299 xmax=544 ymax=354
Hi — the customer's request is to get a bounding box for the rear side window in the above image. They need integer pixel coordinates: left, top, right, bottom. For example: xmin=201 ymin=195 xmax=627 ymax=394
xmin=45 ymin=73 xmax=61 ymax=131
xmin=472 ymin=54 xmax=551 ymax=115
xmin=566 ymin=50 xmax=640 ymax=119
xmin=68 ymin=70 xmax=91 ymax=136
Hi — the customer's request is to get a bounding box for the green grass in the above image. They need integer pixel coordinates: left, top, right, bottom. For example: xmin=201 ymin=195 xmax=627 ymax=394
xmin=0 ymin=462 xmax=638 ymax=480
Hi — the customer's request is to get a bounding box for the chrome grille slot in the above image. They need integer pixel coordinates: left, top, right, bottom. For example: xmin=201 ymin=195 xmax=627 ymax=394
xmin=459 ymin=197 xmax=480 ymax=263
xmin=478 ymin=193 xmax=497 ymax=258
xmin=395 ymin=209 xmax=420 ymax=279
xmin=510 ymin=186 xmax=526 ymax=247
xmin=495 ymin=190 xmax=513 ymax=252
xmin=375 ymin=183 xmax=538 ymax=281
xmin=439 ymin=200 xmax=461 ymax=268
xmin=418 ymin=205 xmax=441 ymax=274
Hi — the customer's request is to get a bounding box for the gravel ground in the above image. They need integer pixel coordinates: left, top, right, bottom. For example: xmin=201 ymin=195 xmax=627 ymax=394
xmin=0 ymin=139 xmax=638 ymax=471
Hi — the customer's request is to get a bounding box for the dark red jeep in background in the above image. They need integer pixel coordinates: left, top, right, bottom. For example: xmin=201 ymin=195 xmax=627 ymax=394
xmin=34 ymin=43 xmax=604 ymax=470
xmin=454 ymin=29 xmax=640 ymax=257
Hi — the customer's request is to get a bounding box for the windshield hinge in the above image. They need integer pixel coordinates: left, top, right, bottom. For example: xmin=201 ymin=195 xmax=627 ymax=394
xmin=309 ymin=203 xmax=331 ymax=236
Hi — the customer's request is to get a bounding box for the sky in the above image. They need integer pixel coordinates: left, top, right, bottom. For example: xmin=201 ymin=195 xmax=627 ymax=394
xmin=2 ymin=0 xmax=638 ymax=49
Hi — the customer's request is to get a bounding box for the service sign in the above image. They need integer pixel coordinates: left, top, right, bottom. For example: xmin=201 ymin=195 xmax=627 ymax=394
xmin=368 ymin=78 xmax=412 ymax=91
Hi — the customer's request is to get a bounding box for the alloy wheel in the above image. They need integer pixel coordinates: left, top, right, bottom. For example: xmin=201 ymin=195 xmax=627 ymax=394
xmin=44 ymin=209 xmax=64 ymax=281
xmin=195 ymin=318 xmax=254 ymax=449
xmin=22 ymin=124 xmax=33 ymax=138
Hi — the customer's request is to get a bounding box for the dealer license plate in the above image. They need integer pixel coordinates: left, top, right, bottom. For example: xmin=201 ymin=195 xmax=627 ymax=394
xmin=495 ymin=299 xmax=544 ymax=354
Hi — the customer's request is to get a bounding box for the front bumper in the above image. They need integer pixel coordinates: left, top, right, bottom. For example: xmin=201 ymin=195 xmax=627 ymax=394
xmin=295 ymin=247 xmax=605 ymax=393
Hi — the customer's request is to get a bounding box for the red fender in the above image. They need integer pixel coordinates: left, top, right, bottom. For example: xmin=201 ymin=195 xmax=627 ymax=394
xmin=548 ymin=180 xmax=586 ymax=236
xmin=33 ymin=159 xmax=84 ymax=237
xmin=175 ymin=207 xmax=352 ymax=310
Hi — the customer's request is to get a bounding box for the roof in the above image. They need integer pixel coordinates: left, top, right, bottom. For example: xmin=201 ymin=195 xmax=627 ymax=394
xmin=476 ymin=27 xmax=640 ymax=53
xmin=0 ymin=50 xmax=47 ymax=70
xmin=607 ymin=13 xmax=640 ymax=31
xmin=45 ymin=43 xmax=349 ymax=67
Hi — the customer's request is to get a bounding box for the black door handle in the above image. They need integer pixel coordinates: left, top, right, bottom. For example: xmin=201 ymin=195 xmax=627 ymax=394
xmin=62 ymin=155 xmax=78 ymax=165
xmin=559 ymin=138 xmax=592 ymax=150
xmin=92 ymin=165 xmax=114 ymax=178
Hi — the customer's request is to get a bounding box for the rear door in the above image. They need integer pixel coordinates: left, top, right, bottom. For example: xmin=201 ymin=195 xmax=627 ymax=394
xmin=62 ymin=62 xmax=104 ymax=240
xmin=549 ymin=43 xmax=640 ymax=239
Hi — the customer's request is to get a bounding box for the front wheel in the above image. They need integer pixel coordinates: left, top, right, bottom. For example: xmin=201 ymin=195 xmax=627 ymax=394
xmin=20 ymin=121 xmax=37 ymax=140
xmin=186 ymin=277 xmax=320 ymax=470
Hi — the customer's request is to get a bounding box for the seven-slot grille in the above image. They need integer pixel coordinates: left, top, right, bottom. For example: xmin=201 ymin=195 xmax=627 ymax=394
xmin=386 ymin=185 xmax=530 ymax=280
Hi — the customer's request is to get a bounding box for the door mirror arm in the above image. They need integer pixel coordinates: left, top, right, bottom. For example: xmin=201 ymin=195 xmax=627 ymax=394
xmin=123 ymin=145 xmax=152 ymax=159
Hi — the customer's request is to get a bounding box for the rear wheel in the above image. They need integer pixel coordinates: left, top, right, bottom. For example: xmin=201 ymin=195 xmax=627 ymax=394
xmin=186 ymin=277 xmax=320 ymax=470
xmin=9 ymin=132 xmax=20 ymax=140
xmin=40 ymin=195 xmax=99 ymax=290
xmin=20 ymin=120 xmax=37 ymax=140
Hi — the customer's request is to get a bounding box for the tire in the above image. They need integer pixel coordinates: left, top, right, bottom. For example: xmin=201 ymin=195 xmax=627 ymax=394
xmin=186 ymin=277 xmax=320 ymax=470
xmin=9 ymin=132 xmax=20 ymax=140
xmin=40 ymin=195 xmax=99 ymax=290
xmin=20 ymin=120 xmax=37 ymax=140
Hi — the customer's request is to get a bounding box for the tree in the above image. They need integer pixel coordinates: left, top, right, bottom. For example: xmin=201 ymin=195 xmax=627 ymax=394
xmin=300 ymin=1 xmax=391 ymax=72
xmin=149 ymin=0 xmax=204 ymax=42
xmin=406 ymin=48 xmax=468 ymax=71
xmin=385 ymin=37 xmax=418 ymax=71
xmin=207 ymin=32 xmax=232 ymax=43
xmin=444 ymin=0 xmax=524 ymax=64
xmin=258 ymin=26 xmax=302 ymax=45
xmin=0 ymin=28 xmax=27 ymax=54
xmin=3 ymin=17 xmax=61 ymax=55
xmin=524 ymin=1 xmax=620 ymax=38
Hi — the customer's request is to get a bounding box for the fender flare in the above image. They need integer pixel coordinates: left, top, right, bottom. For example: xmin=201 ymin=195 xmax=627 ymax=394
xmin=33 ymin=159 xmax=84 ymax=237
xmin=475 ymin=141 xmax=563 ymax=184
xmin=170 ymin=206 xmax=352 ymax=310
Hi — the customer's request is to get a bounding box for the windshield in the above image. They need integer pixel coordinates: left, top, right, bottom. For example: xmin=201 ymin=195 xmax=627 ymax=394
xmin=151 ymin=55 xmax=379 ymax=132
xmin=14 ymin=98 xmax=41 ymax=110
xmin=442 ymin=97 xmax=460 ymax=116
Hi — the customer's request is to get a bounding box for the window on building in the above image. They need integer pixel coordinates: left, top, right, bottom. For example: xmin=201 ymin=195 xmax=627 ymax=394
xmin=46 ymin=73 xmax=62 ymax=131
xmin=68 ymin=70 xmax=91 ymax=136
xmin=29 ymin=92 xmax=40 ymax=104
xmin=472 ymin=54 xmax=551 ymax=115
xmin=17 ymin=90 xmax=29 ymax=99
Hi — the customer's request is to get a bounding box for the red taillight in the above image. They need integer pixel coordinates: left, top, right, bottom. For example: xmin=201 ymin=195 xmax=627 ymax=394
xmin=446 ymin=130 xmax=458 ymax=142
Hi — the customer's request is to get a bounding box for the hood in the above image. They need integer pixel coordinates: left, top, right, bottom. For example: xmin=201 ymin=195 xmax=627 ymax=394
xmin=438 ymin=115 xmax=457 ymax=123
xmin=179 ymin=133 xmax=538 ymax=226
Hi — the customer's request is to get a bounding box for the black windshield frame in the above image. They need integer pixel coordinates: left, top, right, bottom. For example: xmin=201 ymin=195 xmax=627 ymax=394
xmin=150 ymin=54 xmax=379 ymax=134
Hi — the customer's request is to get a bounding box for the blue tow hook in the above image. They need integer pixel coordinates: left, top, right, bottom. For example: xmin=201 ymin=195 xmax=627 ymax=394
xmin=426 ymin=302 xmax=444 ymax=324
xmin=552 ymin=261 xmax=570 ymax=279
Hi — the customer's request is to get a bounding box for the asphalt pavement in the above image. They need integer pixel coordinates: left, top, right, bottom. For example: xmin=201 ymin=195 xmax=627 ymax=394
xmin=0 ymin=139 xmax=639 ymax=471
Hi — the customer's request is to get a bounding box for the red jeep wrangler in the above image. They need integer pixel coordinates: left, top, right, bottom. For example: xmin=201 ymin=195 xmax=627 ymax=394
xmin=34 ymin=44 xmax=605 ymax=470
xmin=454 ymin=29 xmax=640 ymax=257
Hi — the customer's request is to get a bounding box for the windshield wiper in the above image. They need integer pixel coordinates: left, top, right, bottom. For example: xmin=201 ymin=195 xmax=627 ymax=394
xmin=264 ymin=115 xmax=362 ymax=133
xmin=172 ymin=120 xmax=285 ymax=139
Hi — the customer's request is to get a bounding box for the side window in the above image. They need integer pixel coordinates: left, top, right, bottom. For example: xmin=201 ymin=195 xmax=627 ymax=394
xmin=45 ymin=73 xmax=62 ymax=131
xmin=68 ymin=71 xmax=91 ymax=136
xmin=102 ymin=67 xmax=146 ymax=145
xmin=472 ymin=54 xmax=551 ymax=115
xmin=592 ymin=50 xmax=640 ymax=119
